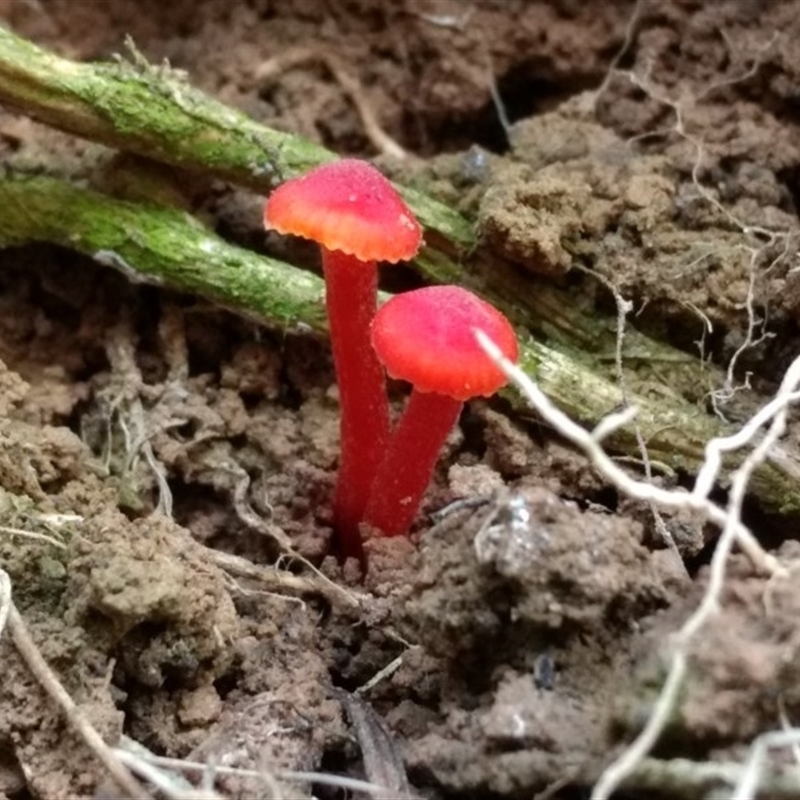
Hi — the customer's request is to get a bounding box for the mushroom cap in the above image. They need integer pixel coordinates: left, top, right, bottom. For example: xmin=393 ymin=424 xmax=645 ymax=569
xmin=371 ymin=286 xmax=518 ymax=401
xmin=264 ymin=159 xmax=422 ymax=263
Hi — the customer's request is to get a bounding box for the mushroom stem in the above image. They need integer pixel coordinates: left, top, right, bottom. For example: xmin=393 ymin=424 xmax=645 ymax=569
xmin=323 ymin=247 xmax=390 ymax=559
xmin=364 ymin=390 xmax=462 ymax=537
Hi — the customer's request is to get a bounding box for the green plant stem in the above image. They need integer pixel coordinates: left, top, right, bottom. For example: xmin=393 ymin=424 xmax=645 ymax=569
xmin=0 ymin=26 xmax=473 ymax=252
xmin=0 ymin=174 xmax=328 ymax=332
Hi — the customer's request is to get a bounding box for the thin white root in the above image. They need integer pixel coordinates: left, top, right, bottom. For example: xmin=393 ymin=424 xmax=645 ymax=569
xmin=476 ymin=330 xmax=788 ymax=578
xmin=255 ymin=48 xmax=407 ymax=160
xmin=474 ymin=332 xmax=797 ymax=800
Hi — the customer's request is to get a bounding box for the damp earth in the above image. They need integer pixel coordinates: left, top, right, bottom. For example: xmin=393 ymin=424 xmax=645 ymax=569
xmin=1 ymin=1 xmax=800 ymax=798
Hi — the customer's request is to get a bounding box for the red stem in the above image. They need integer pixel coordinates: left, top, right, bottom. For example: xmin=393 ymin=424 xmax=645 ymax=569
xmin=323 ymin=248 xmax=390 ymax=561
xmin=364 ymin=390 xmax=463 ymax=537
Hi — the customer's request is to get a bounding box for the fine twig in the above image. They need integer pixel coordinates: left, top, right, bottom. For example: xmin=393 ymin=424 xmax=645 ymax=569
xmin=103 ymin=320 xmax=180 ymax=518
xmin=0 ymin=567 xmax=11 ymax=641
xmin=3 ymin=570 xmax=148 ymax=799
xmin=116 ymin=737 xmax=392 ymax=799
xmin=197 ymin=545 xmax=361 ymax=610
xmin=254 ymin=48 xmax=407 ymax=160
xmin=225 ymin=465 xmax=362 ymax=607
xmin=579 ymin=264 xmax=683 ymax=567
xmin=777 ymin=695 xmax=800 ymax=765
xmin=0 ymin=524 xmax=67 ymax=550
xmin=114 ymin=743 xmax=224 ymax=800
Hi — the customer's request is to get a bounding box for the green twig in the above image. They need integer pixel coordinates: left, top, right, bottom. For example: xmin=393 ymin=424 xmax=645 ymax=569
xmin=0 ymin=174 xmax=328 ymax=333
xmin=0 ymin=26 xmax=473 ymax=252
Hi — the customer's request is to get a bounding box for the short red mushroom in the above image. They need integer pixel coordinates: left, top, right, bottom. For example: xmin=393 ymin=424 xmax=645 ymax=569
xmin=264 ymin=159 xmax=422 ymax=559
xmin=364 ymin=285 xmax=519 ymax=537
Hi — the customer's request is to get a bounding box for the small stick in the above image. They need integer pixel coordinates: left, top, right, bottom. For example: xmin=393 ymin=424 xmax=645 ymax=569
xmin=615 ymin=755 xmax=800 ymax=799
xmin=0 ymin=525 xmax=67 ymax=550
xmin=255 ymin=48 xmax=407 ymax=160
xmin=4 ymin=577 xmax=147 ymax=799
xmin=116 ymin=741 xmax=391 ymax=799
xmin=197 ymin=545 xmax=361 ymax=610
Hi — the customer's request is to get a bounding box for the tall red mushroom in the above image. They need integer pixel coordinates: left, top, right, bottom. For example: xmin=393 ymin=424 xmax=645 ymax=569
xmin=365 ymin=285 xmax=519 ymax=537
xmin=264 ymin=159 xmax=422 ymax=559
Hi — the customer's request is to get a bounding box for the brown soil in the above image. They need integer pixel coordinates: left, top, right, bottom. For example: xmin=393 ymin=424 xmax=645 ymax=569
xmin=1 ymin=1 xmax=800 ymax=798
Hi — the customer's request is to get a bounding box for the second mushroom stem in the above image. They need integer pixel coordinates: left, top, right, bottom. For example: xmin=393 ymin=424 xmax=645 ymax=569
xmin=323 ymin=248 xmax=390 ymax=559
xmin=364 ymin=390 xmax=462 ymax=537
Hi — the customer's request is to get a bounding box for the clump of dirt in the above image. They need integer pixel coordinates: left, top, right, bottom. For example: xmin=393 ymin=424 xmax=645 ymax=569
xmin=406 ymin=486 xmax=678 ymax=659
xmin=385 ymin=487 xmax=682 ymax=796
xmin=2 ymin=1 xmax=800 ymax=799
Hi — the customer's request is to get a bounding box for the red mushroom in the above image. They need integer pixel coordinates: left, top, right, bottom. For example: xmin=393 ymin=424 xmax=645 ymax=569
xmin=365 ymin=285 xmax=519 ymax=537
xmin=264 ymin=159 xmax=422 ymax=559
